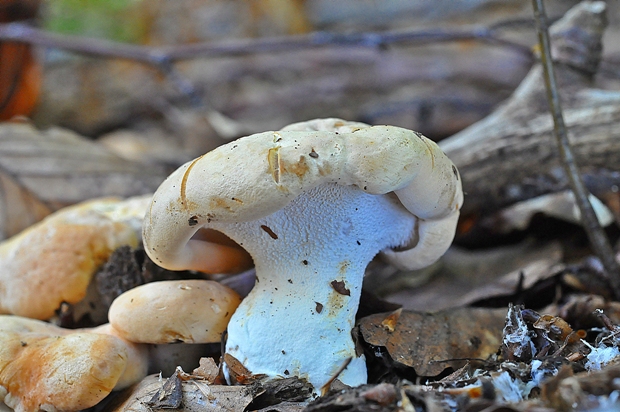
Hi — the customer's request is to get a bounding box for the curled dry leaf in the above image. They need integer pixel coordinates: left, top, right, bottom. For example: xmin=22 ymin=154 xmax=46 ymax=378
xmin=146 ymin=368 xmax=183 ymax=409
xmin=192 ymin=358 xmax=220 ymax=384
xmin=359 ymin=307 xmax=507 ymax=376
xmin=0 ymin=123 xmax=167 ymax=240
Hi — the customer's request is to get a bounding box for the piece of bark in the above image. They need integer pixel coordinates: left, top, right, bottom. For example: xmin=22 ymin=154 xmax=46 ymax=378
xmin=246 ymin=377 xmax=314 ymax=410
xmin=251 ymin=402 xmax=307 ymax=412
xmin=441 ymin=1 xmax=620 ymax=216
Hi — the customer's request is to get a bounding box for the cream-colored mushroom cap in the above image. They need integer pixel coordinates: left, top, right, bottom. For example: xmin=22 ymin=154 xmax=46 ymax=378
xmin=108 ymin=280 xmax=241 ymax=344
xmin=0 ymin=315 xmax=148 ymax=394
xmin=0 ymin=195 xmax=151 ymax=320
xmin=89 ymin=323 xmax=149 ymax=390
xmin=144 ymin=119 xmax=462 ymax=272
xmin=0 ymin=331 xmax=127 ymax=412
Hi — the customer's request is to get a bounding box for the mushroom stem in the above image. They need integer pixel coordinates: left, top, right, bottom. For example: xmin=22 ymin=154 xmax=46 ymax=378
xmin=215 ymin=183 xmax=417 ymax=392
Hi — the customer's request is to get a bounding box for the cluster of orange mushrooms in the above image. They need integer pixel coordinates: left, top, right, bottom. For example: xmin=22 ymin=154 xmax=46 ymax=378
xmin=0 ymin=119 xmax=462 ymax=411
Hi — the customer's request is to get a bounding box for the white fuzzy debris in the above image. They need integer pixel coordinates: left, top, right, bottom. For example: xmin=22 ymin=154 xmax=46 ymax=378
xmin=503 ymin=312 xmax=536 ymax=358
xmin=491 ymin=371 xmax=526 ymax=404
xmin=486 ymin=361 xmax=552 ymax=406
xmin=523 ymin=359 xmax=555 ymax=397
xmin=584 ymin=341 xmax=620 ymax=371
xmin=583 ymin=390 xmax=620 ymax=411
xmin=526 ymin=360 xmax=547 ymax=396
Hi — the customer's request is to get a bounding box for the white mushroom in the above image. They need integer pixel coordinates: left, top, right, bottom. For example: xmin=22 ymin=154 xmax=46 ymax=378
xmin=143 ymin=119 xmax=463 ymax=392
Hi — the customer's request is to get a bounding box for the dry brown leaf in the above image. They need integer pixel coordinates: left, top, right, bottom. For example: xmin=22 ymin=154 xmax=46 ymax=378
xmin=0 ymin=122 xmax=167 ymax=240
xmin=192 ymin=357 xmax=220 ymax=384
xmin=359 ymin=307 xmax=507 ymax=376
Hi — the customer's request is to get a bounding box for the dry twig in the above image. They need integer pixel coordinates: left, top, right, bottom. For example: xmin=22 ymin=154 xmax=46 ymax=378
xmin=532 ymin=0 xmax=620 ymax=299
xmin=0 ymin=22 xmax=532 ymax=112
xmin=0 ymin=22 xmax=532 ymax=63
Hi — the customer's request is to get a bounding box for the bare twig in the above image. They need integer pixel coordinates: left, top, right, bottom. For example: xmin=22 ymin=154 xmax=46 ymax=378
xmin=0 ymin=21 xmax=533 ymax=112
xmin=0 ymin=22 xmax=532 ymax=64
xmin=0 ymin=22 xmax=532 ymax=112
xmin=532 ymin=0 xmax=620 ymax=300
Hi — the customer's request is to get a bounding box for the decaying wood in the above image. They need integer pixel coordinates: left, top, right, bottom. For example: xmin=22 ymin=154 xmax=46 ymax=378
xmin=441 ymin=1 xmax=620 ymax=216
xmin=0 ymin=0 xmax=544 ymax=140
xmin=94 ymin=246 xmax=146 ymax=308
xmin=0 ymin=21 xmax=530 ymax=64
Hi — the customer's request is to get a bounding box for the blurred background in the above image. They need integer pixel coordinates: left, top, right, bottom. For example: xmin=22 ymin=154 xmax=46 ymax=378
xmin=5 ymin=0 xmax=617 ymax=166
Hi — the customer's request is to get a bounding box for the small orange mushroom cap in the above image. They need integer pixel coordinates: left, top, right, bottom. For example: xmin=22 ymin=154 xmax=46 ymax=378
xmin=0 ymin=195 xmax=150 ymax=320
xmin=0 ymin=331 xmax=127 ymax=412
xmin=108 ymin=280 xmax=241 ymax=344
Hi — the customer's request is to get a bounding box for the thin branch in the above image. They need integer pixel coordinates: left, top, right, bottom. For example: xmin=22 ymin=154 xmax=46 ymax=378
xmin=532 ymin=0 xmax=620 ymax=300
xmin=0 ymin=22 xmax=533 ymax=112
xmin=0 ymin=22 xmax=532 ymax=64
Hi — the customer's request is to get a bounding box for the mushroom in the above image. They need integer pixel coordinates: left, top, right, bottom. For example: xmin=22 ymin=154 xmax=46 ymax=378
xmin=143 ymin=119 xmax=463 ymax=392
xmin=0 ymin=195 xmax=152 ymax=320
xmin=108 ymin=280 xmax=241 ymax=375
xmin=88 ymin=323 xmax=150 ymax=390
xmin=0 ymin=315 xmax=148 ymax=412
